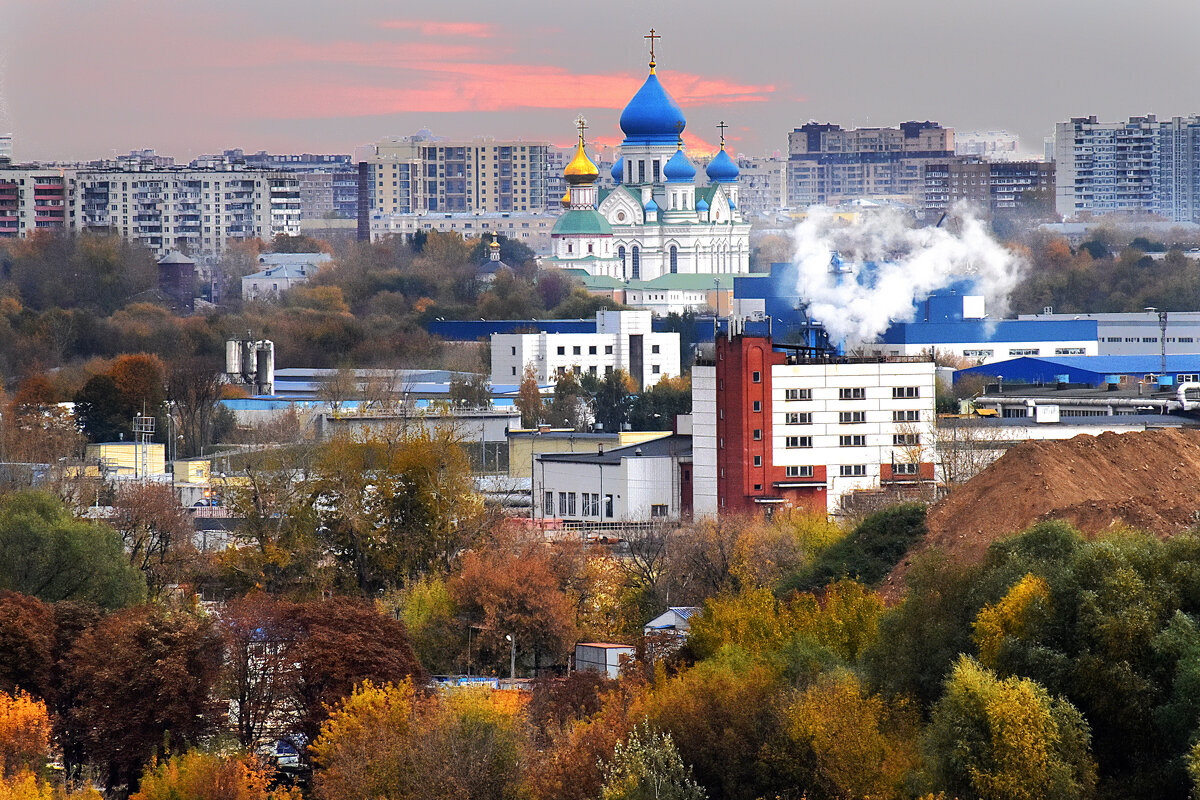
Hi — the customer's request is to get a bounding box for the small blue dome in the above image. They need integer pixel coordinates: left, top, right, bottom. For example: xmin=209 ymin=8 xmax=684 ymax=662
xmin=663 ymin=147 xmax=696 ymax=182
xmin=644 ymin=198 xmax=659 ymax=213
xmin=610 ymin=160 xmax=623 ymax=184
xmin=696 ymin=198 xmax=709 ymax=211
xmin=619 ymin=71 xmax=686 ymax=144
xmin=706 ymin=148 xmax=739 ymax=182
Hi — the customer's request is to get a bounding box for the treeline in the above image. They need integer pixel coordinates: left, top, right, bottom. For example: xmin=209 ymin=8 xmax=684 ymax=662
xmin=1011 ymin=231 xmax=1200 ymax=314
xmin=0 ymin=231 xmax=621 ymax=385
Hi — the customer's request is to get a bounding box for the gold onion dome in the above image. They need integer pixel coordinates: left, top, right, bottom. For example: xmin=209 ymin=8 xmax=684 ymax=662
xmin=563 ymin=139 xmax=599 ymax=185
xmin=560 ymin=190 xmax=572 ymax=208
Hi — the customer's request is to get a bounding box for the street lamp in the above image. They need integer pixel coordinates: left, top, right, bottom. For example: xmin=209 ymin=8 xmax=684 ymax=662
xmin=505 ymin=633 xmax=515 ymax=680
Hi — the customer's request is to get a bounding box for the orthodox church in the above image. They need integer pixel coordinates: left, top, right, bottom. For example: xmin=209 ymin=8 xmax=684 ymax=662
xmin=549 ymin=35 xmax=752 ymax=283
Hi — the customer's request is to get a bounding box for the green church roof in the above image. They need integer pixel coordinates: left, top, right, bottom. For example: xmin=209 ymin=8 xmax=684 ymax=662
xmin=552 ymin=209 xmax=613 ymax=236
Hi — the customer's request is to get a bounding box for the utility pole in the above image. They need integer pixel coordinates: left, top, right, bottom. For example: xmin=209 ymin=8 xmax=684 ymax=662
xmin=505 ymin=633 xmax=516 ymax=680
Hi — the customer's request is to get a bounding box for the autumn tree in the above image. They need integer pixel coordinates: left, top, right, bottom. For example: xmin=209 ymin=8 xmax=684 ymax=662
xmin=287 ymin=599 xmax=426 ymax=749
xmin=629 ymin=374 xmax=690 ymax=431
xmin=600 ymin=721 xmax=705 ymax=800
xmin=168 ymin=358 xmax=225 ymax=457
xmin=0 ymin=491 xmax=144 ymax=609
xmin=219 ymin=594 xmax=303 ymax=750
xmin=65 ymin=605 xmax=223 ymax=792
xmin=921 ymin=656 xmax=1096 ymax=800
xmin=132 ymin=751 xmax=299 ymax=800
xmin=514 ymin=365 xmax=544 ymax=427
xmin=311 ymin=679 xmax=527 ymax=800
xmin=109 ymin=483 xmax=194 ymax=596
xmin=0 ymin=593 xmax=54 ymax=702
xmin=449 ymin=539 xmax=578 ymax=675
xmin=0 ymin=690 xmax=51 ymax=778
xmin=109 ymin=353 xmax=166 ymax=417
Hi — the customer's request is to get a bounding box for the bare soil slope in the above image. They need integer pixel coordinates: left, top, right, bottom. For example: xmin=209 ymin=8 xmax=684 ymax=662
xmin=884 ymin=427 xmax=1200 ymax=597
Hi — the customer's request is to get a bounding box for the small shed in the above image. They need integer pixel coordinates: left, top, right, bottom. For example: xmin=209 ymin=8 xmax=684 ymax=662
xmin=644 ymin=606 xmax=701 ymax=637
xmin=574 ymin=642 xmax=634 ymax=679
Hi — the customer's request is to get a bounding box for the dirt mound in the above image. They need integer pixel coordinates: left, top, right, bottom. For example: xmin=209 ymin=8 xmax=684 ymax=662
xmin=883 ymin=427 xmax=1200 ymax=598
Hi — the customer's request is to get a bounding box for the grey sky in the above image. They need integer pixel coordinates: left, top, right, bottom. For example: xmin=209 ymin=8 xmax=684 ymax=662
xmin=2 ymin=0 xmax=1198 ymax=161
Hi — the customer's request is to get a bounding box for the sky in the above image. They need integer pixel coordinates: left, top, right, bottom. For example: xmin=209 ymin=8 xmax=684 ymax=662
xmin=4 ymin=0 xmax=1200 ymax=162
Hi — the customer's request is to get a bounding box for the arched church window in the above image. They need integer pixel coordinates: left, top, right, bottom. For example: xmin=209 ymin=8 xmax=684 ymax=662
xmin=619 ymin=246 xmax=626 ymax=278
xmin=631 ymin=246 xmax=640 ymax=280
xmin=669 ymin=246 xmax=678 ymax=274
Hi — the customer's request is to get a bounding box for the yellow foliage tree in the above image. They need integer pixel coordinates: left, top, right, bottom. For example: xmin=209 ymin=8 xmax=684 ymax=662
xmin=973 ymin=573 xmax=1050 ymax=668
xmin=782 ymin=672 xmax=920 ymax=800
xmin=131 ymin=751 xmax=299 ymax=800
xmin=0 ymin=772 xmax=102 ymax=800
xmin=0 ymin=691 xmax=50 ymax=778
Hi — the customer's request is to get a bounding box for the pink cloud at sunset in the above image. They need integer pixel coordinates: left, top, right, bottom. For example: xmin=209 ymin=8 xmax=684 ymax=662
xmin=376 ymin=19 xmax=495 ymax=38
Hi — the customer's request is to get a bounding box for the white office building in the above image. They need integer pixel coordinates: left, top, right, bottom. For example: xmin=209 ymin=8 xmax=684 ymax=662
xmin=490 ymin=310 xmax=680 ymax=389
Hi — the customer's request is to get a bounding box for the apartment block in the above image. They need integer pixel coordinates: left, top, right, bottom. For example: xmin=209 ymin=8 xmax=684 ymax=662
xmin=1054 ymin=116 xmax=1157 ymax=218
xmin=692 ymin=332 xmax=936 ymax=516
xmin=0 ymin=164 xmax=302 ymax=255
xmin=735 ymin=156 xmax=788 ymax=216
xmin=787 ymin=121 xmax=955 ymax=207
xmin=490 ymin=310 xmax=680 ymax=390
xmin=924 ymin=159 xmax=1055 ymax=217
xmin=361 ymin=134 xmax=550 ymax=216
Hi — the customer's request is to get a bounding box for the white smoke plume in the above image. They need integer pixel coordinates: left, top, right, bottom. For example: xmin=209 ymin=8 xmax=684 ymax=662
xmin=790 ymin=205 xmax=1026 ymax=346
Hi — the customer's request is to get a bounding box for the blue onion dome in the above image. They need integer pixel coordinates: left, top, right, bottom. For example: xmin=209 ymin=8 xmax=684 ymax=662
xmin=696 ymin=198 xmax=709 ymax=211
xmin=611 ymin=159 xmax=623 ymax=183
xmin=644 ymin=197 xmax=659 ymax=212
xmin=663 ymin=146 xmax=696 ymax=182
xmin=706 ymin=147 xmax=739 ymax=182
xmin=619 ymin=70 xmax=687 ymax=144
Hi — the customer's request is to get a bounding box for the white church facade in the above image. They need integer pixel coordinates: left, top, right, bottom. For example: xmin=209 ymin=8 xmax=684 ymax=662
xmin=549 ymin=36 xmax=752 ymax=284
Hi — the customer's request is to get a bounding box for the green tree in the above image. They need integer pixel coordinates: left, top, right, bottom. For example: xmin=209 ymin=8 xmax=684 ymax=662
xmin=73 ymin=375 xmax=131 ymax=443
xmin=922 ymin=656 xmax=1096 ymax=800
xmin=0 ymin=491 xmax=144 ymax=609
xmin=514 ymin=365 xmax=545 ymax=427
xmin=600 ymin=721 xmax=706 ymax=800
xmin=547 ymin=371 xmax=589 ymax=430
xmin=592 ymin=369 xmax=634 ymax=433
xmin=629 ymin=375 xmax=690 ymax=431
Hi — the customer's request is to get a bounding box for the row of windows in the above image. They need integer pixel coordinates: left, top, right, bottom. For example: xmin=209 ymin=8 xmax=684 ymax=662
xmin=777 ymin=434 xmax=920 ymax=448
xmin=729 ymin=409 xmax=921 ymax=424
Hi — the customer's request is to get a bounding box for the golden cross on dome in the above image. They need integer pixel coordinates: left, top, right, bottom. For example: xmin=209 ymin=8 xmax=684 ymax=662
xmin=645 ymin=28 xmax=660 ymax=69
xmin=575 ymin=115 xmax=588 ymax=144
xmin=717 ymin=120 xmax=728 ymax=150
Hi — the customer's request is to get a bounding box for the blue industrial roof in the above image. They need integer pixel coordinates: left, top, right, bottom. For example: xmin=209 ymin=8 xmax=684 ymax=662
xmin=956 ymin=354 xmax=1200 ymax=385
xmin=879 ymin=318 xmax=1097 ymax=345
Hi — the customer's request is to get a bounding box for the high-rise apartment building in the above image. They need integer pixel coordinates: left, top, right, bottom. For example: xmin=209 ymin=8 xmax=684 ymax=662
xmin=787 ymin=121 xmax=955 ymax=207
xmin=360 ymin=134 xmax=549 ymax=216
xmin=735 ymin=156 xmax=788 ymax=216
xmin=1052 ymin=114 xmax=1200 ymax=223
xmin=0 ymin=163 xmax=301 ymax=255
xmin=924 ymin=159 xmax=1055 ymax=217
xmin=0 ymin=134 xmax=12 ymax=164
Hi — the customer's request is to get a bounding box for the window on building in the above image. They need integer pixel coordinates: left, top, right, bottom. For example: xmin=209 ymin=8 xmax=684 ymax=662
xmin=752 ymin=371 xmax=761 ymax=383
xmin=511 ymin=366 xmax=516 ymax=376
xmin=894 ymin=462 xmax=919 ymax=475
xmin=785 ymin=436 xmax=812 ymax=448
xmin=567 ymin=492 xmax=577 ymax=516
xmin=1055 ymin=347 xmax=1086 ymax=355
xmin=631 ymin=246 xmax=640 ymax=280
xmin=557 ymin=346 xmax=565 ymax=355
xmin=618 ymin=245 xmax=626 ymax=277
xmin=840 ymin=435 xmax=867 ymax=447
xmin=753 ymin=455 xmax=762 ymax=467
xmin=752 ymin=401 xmax=761 ymax=412
xmin=785 ymin=465 xmax=814 ymax=478
xmin=652 ymin=344 xmax=660 ymax=354
xmin=1179 ymin=373 xmax=1200 ymax=383
xmin=840 ymin=464 xmax=868 ymax=477
xmin=544 ymin=491 xmax=553 ymax=517
xmin=839 ymin=411 xmax=866 ymax=424
xmin=605 ymin=345 xmax=613 ymax=355
xmin=650 ymin=504 xmax=668 ymax=517
xmin=893 ymin=410 xmax=921 ymax=422
xmin=652 ymin=365 xmax=660 ymax=374
xmin=963 ymin=349 xmax=994 ymax=358
xmin=1008 ymin=348 xmax=1039 ymax=356
xmin=669 ymin=245 xmax=678 ymax=274
xmin=892 ymin=387 xmax=921 ymax=399
xmin=558 ymin=492 xmax=568 ymax=516
xmin=893 ymin=433 xmax=921 ymax=446
xmin=784 ymin=388 xmax=812 ymax=401
xmin=753 ymin=429 xmax=762 ymax=441
xmin=589 ymin=345 xmax=597 ymax=355
xmin=785 ymin=412 xmax=811 ymax=425
xmin=573 ymin=346 xmax=582 ymax=355
xmin=839 ymin=387 xmax=865 ymax=400
xmin=605 ymin=494 xmax=614 ymax=518
xmin=638 ymin=161 xmax=646 ymax=183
